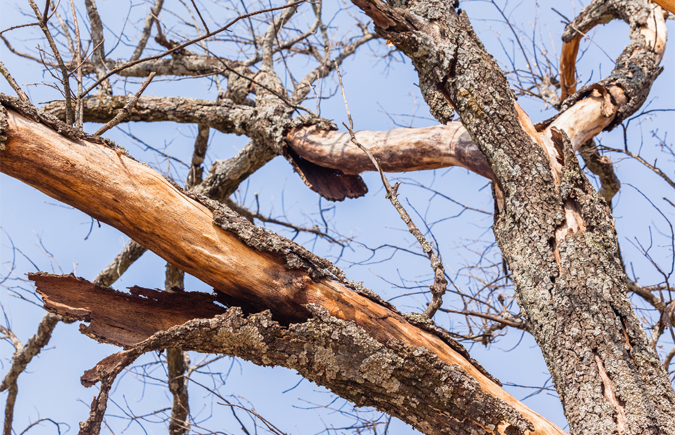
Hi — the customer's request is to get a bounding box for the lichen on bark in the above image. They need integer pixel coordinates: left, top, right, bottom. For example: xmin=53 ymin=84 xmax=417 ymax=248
xmin=82 ymin=304 xmax=535 ymax=435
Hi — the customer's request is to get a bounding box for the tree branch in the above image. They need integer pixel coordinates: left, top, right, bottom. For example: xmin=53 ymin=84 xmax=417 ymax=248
xmin=31 ymin=273 xmax=539 ymax=435
xmin=44 ymin=95 xmax=255 ymax=134
xmin=83 ymin=0 xmax=112 ymax=96
xmin=1 ymin=313 xmax=61 ymax=435
xmin=1 ymin=94 xmax=564 ymax=435
xmin=130 ymin=0 xmax=165 ymax=62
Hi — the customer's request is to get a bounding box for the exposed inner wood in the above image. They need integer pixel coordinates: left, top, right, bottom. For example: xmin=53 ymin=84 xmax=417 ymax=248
xmin=652 ymin=0 xmax=675 ymax=14
xmin=558 ymin=3 xmax=667 ymax=106
xmin=595 ymin=354 xmax=628 ymax=435
xmin=559 ymin=35 xmax=581 ymax=102
xmin=286 ymin=123 xmax=496 ymax=181
xmin=1 ymin=107 xmax=565 ymax=435
xmin=31 ymin=273 xmax=226 ymax=347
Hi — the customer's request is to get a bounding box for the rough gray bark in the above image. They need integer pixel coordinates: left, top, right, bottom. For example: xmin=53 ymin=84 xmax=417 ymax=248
xmin=31 ymin=272 xmax=535 ymax=435
xmin=43 ymin=96 xmax=255 ymax=135
xmin=348 ymin=0 xmax=675 ymax=434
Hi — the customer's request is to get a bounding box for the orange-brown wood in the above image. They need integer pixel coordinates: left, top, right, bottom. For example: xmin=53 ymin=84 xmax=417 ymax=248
xmin=559 ymin=35 xmax=581 ymax=102
xmin=1 ymin=108 xmax=565 ymax=435
xmin=653 ymin=0 xmax=675 ymax=15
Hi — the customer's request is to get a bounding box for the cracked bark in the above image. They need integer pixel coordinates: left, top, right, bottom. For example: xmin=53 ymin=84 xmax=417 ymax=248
xmin=43 ymin=96 xmax=255 ymax=135
xmin=32 ymin=273 xmax=536 ymax=435
xmin=1 ymin=96 xmax=563 ymax=435
xmin=348 ymin=0 xmax=674 ymax=434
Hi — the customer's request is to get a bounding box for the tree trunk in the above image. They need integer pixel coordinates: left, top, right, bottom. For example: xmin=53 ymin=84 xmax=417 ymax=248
xmin=347 ymin=0 xmax=675 ymax=434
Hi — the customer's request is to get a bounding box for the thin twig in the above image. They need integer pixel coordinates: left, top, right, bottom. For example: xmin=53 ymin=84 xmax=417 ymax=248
xmin=27 ymin=0 xmax=73 ymax=124
xmin=94 ymin=72 xmax=156 ymax=136
xmin=80 ymin=1 xmax=306 ymax=98
xmin=189 ymin=0 xmax=210 ymax=34
xmin=438 ymin=308 xmax=526 ymax=329
xmin=599 ymin=144 xmax=675 ymax=190
xmin=0 ymin=61 xmax=29 ymax=101
xmin=335 ymin=64 xmax=448 ymax=319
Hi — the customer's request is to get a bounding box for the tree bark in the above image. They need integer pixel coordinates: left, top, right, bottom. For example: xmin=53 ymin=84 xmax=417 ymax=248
xmin=347 ymin=0 xmax=674 ymax=434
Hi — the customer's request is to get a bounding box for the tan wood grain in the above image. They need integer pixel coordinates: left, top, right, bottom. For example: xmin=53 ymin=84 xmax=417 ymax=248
xmin=653 ymin=0 xmax=675 ymax=15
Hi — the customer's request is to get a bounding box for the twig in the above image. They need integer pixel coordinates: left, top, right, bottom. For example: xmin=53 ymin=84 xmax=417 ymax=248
xmin=80 ymin=1 xmax=306 ymax=98
xmin=130 ymin=0 xmax=165 ymax=62
xmin=27 ymin=0 xmax=73 ymax=124
xmin=189 ymin=0 xmax=210 ymax=34
xmin=94 ymin=72 xmax=156 ymax=136
xmin=335 ymin=64 xmax=448 ymax=319
xmin=0 ymin=61 xmax=29 ymax=101
xmin=438 ymin=308 xmax=526 ymax=329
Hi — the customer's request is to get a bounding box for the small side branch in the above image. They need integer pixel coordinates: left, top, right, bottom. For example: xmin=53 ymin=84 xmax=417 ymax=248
xmin=335 ymin=66 xmax=447 ymax=318
xmin=579 ymin=140 xmax=621 ymax=203
xmin=83 ymin=0 xmax=112 ymax=96
xmin=92 ymin=240 xmax=147 ymax=287
xmin=93 ymin=72 xmax=156 ymax=136
xmin=0 ymin=62 xmax=29 ymax=102
xmin=1 ymin=313 xmax=61 ymax=435
xmin=130 ymin=0 xmax=165 ymax=62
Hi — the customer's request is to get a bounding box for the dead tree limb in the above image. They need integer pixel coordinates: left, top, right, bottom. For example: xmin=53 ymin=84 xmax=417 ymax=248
xmin=0 ymin=95 xmax=564 ymax=435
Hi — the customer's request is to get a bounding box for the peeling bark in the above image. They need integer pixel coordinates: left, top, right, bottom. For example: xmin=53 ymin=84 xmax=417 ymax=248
xmin=31 ymin=274 xmax=536 ymax=435
xmin=1 ymin=95 xmax=564 ymax=435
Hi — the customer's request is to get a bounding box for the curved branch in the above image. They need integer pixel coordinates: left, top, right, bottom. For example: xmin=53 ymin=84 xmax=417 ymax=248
xmin=287 ymin=123 xmax=495 ymax=180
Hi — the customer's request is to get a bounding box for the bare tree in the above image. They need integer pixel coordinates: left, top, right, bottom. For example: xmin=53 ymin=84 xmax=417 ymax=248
xmin=1 ymin=0 xmax=675 ymax=434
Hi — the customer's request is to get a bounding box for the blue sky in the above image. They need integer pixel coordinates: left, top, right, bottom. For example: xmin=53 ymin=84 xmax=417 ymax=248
xmin=1 ymin=0 xmax=674 ymax=433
